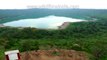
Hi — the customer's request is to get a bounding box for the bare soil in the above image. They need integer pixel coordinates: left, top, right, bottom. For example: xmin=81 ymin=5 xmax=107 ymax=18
xmin=20 ymin=49 xmax=89 ymax=60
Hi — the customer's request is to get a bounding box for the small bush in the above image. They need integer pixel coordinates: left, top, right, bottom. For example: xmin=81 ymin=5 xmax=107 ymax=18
xmin=71 ymin=44 xmax=83 ymax=51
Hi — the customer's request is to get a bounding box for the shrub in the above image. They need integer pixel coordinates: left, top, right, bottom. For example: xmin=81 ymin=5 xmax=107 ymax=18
xmin=19 ymin=40 xmax=39 ymax=52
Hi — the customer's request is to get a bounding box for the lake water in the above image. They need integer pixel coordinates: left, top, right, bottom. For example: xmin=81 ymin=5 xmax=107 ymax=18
xmin=3 ymin=15 xmax=86 ymax=29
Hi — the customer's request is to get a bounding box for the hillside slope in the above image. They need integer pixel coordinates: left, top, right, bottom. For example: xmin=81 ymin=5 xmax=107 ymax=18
xmin=20 ymin=49 xmax=89 ymax=60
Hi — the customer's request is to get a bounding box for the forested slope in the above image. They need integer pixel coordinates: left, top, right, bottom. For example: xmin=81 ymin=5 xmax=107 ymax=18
xmin=0 ymin=9 xmax=107 ymax=60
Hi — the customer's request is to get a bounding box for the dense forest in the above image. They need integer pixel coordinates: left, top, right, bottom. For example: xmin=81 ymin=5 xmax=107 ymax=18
xmin=0 ymin=9 xmax=107 ymax=60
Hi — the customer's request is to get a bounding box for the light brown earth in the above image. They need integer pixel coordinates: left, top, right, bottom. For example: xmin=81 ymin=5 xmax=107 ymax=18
xmin=20 ymin=49 xmax=89 ymax=60
xmin=58 ymin=22 xmax=70 ymax=29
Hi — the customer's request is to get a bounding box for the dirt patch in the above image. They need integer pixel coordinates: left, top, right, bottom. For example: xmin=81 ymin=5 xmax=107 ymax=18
xmin=20 ymin=49 xmax=89 ymax=60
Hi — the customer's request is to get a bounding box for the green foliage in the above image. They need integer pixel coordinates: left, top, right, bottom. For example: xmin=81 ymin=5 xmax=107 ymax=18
xmin=0 ymin=50 xmax=4 ymax=60
xmin=0 ymin=9 xmax=107 ymax=60
xmin=19 ymin=40 xmax=39 ymax=52
xmin=88 ymin=41 xmax=107 ymax=60
xmin=71 ymin=44 xmax=83 ymax=51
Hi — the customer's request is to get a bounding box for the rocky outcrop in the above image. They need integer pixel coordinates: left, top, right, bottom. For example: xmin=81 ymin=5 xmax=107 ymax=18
xmin=58 ymin=22 xmax=70 ymax=29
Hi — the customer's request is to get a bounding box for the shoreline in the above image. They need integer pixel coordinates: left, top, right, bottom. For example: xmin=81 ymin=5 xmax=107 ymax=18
xmin=0 ymin=24 xmax=5 ymax=27
xmin=58 ymin=22 xmax=70 ymax=29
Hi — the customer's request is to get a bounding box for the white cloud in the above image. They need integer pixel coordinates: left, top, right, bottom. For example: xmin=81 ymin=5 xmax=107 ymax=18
xmin=0 ymin=0 xmax=107 ymax=9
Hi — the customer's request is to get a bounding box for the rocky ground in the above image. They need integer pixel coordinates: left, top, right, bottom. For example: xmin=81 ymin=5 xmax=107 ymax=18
xmin=20 ymin=49 xmax=89 ymax=60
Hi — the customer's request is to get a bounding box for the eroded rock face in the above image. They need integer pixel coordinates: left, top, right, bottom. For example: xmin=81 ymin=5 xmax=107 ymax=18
xmin=20 ymin=49 xmax=89 ymax=60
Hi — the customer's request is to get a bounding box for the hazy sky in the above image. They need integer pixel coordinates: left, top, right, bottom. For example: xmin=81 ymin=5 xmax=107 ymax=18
xmin=0 ymin=0 xmax=107 ymax=9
